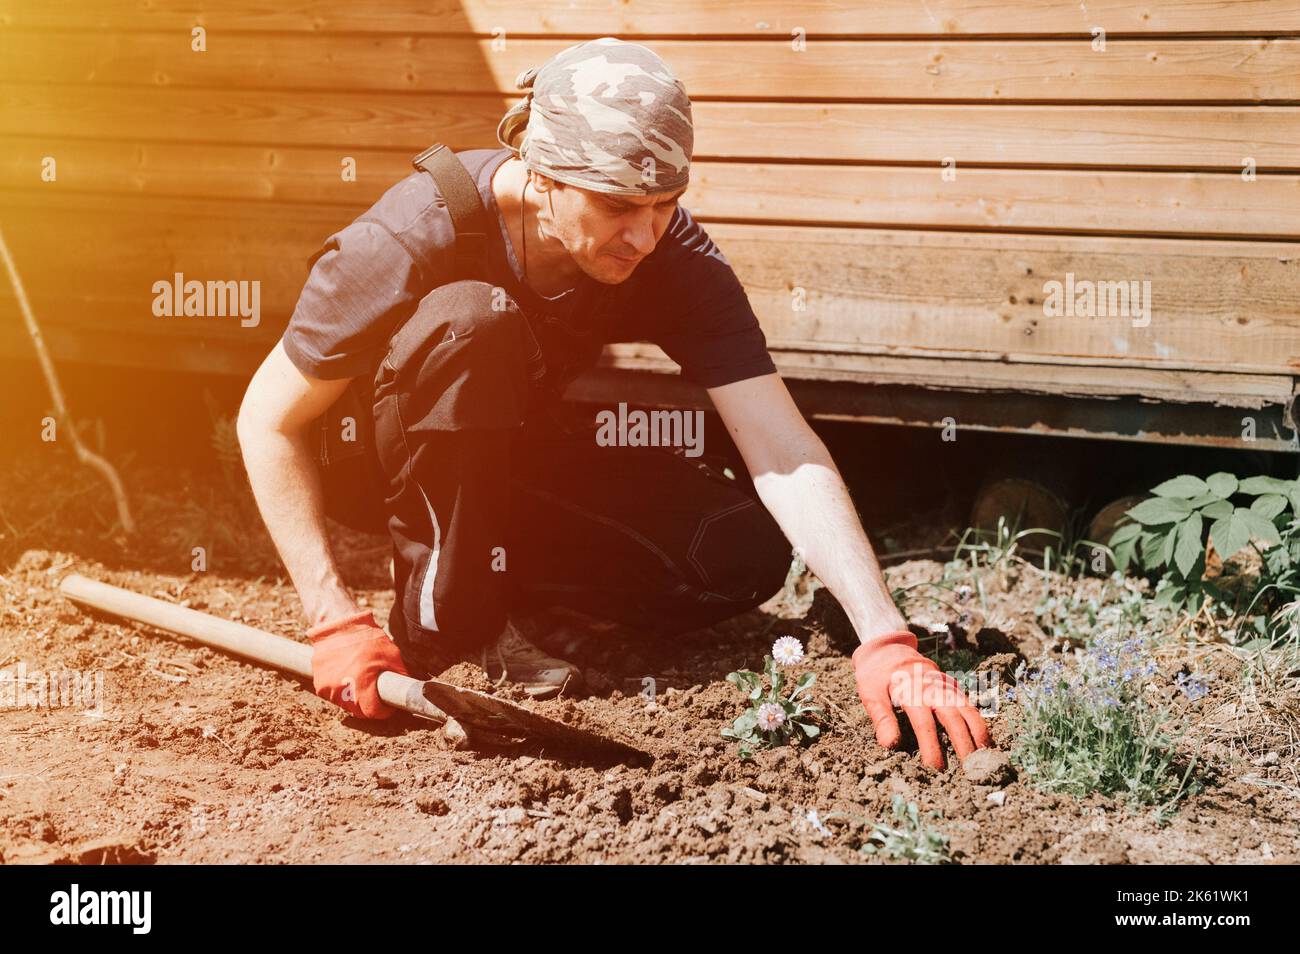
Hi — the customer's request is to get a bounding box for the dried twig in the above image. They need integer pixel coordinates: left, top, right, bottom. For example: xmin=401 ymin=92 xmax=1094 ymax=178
xmin=146 ymin=667 xmax=188 ymax=684
xmin=0 ymin=224 xmax=135 ymax=533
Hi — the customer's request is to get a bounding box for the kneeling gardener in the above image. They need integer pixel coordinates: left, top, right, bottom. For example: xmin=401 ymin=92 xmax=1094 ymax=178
xmin=237 ymin=38 xmax=991 ymax=770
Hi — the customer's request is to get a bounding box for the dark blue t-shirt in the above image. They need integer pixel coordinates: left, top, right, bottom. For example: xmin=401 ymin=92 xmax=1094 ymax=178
xmin=280 ymin=148 xmax=776 ymax=391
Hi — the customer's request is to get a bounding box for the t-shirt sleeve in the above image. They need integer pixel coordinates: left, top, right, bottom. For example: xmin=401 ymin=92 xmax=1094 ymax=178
xmin=641 ymin=207 xmax=777 ymax=389
xmin=280 ymin=219 xmax=437 ymax=380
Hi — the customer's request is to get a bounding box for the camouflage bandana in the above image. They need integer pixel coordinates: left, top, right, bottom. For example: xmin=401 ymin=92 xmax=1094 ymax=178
xmin=495 ymin=37 xmax=693 ymax=196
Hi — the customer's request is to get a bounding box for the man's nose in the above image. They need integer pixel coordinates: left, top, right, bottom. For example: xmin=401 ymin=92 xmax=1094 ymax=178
xmin=622 ymin=216 xmax=657 ymax=255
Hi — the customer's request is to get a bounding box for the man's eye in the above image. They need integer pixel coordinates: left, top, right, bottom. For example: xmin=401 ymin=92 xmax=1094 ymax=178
xmin=603 ymin=198 xmax=677 ymax=214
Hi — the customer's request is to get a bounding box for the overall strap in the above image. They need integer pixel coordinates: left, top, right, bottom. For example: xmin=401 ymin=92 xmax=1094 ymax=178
xmin=411 ymin=143 xmax=490 ymax=281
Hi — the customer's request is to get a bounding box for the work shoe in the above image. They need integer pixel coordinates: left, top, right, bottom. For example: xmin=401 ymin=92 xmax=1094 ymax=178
xmin=480 ymin=619 xmax=583 ymax=699
xmin=516 ymin=605 xmax=632 ymax=665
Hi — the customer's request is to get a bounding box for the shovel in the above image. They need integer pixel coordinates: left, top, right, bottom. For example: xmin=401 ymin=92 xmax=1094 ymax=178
xmin=59 ymin=574 xmax=648 ymax=761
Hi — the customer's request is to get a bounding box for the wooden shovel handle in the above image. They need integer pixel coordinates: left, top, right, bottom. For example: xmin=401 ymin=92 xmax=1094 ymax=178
xmin=58 ymin=573 xmax=450 ymax=724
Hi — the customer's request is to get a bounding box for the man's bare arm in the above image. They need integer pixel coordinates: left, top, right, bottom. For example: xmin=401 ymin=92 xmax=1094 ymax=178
xmin=708 ymin=372 xmax=906 ymax=644
xmin=711 ymin=372 xmax=992 ymax=768
xmin=236 ymin=341 xmax=359 ymax=626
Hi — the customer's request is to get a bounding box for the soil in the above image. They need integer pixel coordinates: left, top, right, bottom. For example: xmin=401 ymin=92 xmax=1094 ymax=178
xmin=2 ymin=440 xmax=1298 ymax=865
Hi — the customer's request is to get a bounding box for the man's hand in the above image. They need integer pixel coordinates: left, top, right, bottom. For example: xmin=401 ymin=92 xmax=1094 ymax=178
xmin=852 ymin=631 xmax=993 ymax=770
xmin=308 ymin=611 xmax=410 ymax=719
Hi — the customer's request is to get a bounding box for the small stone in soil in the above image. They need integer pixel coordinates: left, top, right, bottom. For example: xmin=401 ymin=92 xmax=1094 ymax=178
xmin=498 ymin=807 xmax=527 ymax=826
xmin=648 ymin=772 xmax=683 ymax=803
xmin=415 ymin=795 xmax=449 ymax=816
xmin=886 ymin=777 xmax=913 ymax=798
xmin=861 ymin=760 xmax=891 ymax=781
xmin=275 ymin=739 xmax=305 ymax=759
xmin=963 ymin=748 xmax=1012 ymax=785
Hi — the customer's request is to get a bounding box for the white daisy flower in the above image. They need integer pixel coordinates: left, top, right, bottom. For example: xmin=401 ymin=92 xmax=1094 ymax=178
xmin=756 ymin=702 xmax=786 ymax=732
xmin=771 ymin=636 xmax=805 ymax=667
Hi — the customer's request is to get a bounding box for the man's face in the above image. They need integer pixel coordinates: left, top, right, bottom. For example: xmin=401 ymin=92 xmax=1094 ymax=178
xmin=540 ymin=176 xmax=686 ymax=284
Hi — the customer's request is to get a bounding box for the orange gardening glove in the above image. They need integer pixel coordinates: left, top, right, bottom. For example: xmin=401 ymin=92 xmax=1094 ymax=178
xmin=307 ymin=610 xmax=410 ymax=720
xmin=852 ymin=631 xmax=993 ymax=770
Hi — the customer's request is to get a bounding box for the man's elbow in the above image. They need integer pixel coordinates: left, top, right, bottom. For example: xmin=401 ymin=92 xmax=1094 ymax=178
xmin=235 ymin=382 xmax=265 ymax=456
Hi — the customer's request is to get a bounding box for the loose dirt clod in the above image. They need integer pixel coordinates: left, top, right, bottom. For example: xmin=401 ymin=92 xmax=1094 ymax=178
xmin=963 ymin=749 xmax=1013 ymax=786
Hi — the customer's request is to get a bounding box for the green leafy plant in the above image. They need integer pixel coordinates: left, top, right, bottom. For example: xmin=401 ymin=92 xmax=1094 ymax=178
xmin=1034 ymin=574 xmax=1160 ymax=646
xmin=721 ymin=639 xmax=822 ymax=759
xmin=860 ymin=795 xmax=952 ymax=864
xmin=1109 ymin=473 xmax=1300 ymax=637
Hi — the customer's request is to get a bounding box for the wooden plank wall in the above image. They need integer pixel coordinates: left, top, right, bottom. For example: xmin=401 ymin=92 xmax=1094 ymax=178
xmin=2 ymin=1 xmax=1299 ymax=420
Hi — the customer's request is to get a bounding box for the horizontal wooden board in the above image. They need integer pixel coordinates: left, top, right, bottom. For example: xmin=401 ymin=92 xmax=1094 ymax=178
xmin=697 ymin=104 xmax=1300 ymax=168
xmin=599 ymin=342 xmax=1296 ymax=405
xmin=4 ymin=0 xmax=1298 ymax=36
xmin=0 ymin=313 xmax=273 ymax=376
xmin=7 ymin=98 xmax=1300 ymax=169
xmin=689 ymin=163 xmax=1300 ymax=238
xmin=3 ymin=315 xmax=1289 ymax=449
xmin=3 ymin=298 xmax=1289 ymax=407
xmin=4 ymin=35 xmax=1300 ymax=101
xmin=2 ymin=193 xmax=1298 ymax=375
xmin=707 ymin=224 xmax=1300 ymax=373
xmin=566 ymin=367 xmax=1299 ymax=451
xmin=4 ymin=144 xmax=1297 ymax=237
xmin=0 ymin=194 xmax=343 ymax=318
xmin=0 ymin=85 xmax=511 ymax=151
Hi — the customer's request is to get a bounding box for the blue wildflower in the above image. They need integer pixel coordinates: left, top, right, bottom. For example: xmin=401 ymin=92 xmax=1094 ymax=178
xmin=1176 ymin=671 xmax=1209 ymax=702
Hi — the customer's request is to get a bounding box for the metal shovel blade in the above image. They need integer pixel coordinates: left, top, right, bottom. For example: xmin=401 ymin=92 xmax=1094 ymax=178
xmin=418 ymin=678 xmax=649 ymax=761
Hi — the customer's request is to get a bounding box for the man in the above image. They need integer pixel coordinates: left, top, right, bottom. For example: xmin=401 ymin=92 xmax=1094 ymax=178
xmin=237 ymin=37 xmax=991 ymax=770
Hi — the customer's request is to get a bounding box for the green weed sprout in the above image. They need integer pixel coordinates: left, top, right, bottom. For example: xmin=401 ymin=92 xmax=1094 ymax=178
xmin=861 ymin=795 xmax=952 ymax=864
